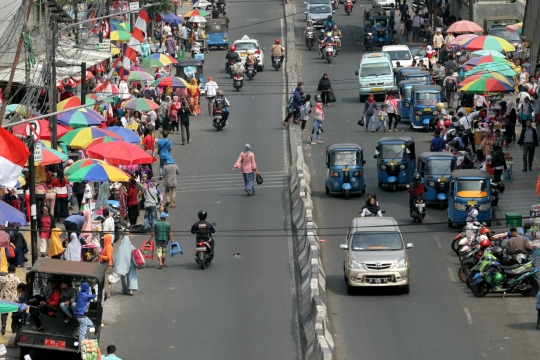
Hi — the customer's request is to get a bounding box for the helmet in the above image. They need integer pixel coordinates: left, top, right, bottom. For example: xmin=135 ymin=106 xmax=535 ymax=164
xmin=468 ymin=206 xmax=478 ymax=219
xmin=492 ymin=271 xmax=504 ymax=285
xmin=444 ymin=119 xmax=451 ymax=128
xmin=275 ymin=38 xmax=280 ymax=44
xmin=436 ymin=102 xmax=445 ymax=111
xmin=230 ymin=45 xmax=236 ymax=51
xmin=413 ymin=173 xmax=422 ymax=182
xmin=479 ymin=235 xmax=490 ymax=248
xmin=515 ymin=253 xmax=527 ymax=264
xmin=327 ymin=15 xmax=333 ymax=20
xmin=198 ymin=210 xmax=207 ymax=220
xmin=491 ymin=141 xmax=500 ymax=151
xmin=491 ymin=246 xmax=503 ymax=258
xmin=480 ymin=227 xmax=490 ymax=235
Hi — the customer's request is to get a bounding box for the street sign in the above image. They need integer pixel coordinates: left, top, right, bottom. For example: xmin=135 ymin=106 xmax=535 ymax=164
xmin=34 ymin=143 xmax=42 ymax=163
xmin=25 ymin=121 xmax=40 ymax=141
xmin=100 ymin=38 xmax=111 ymax=51
xmin=129 ymin=2 xmax=139 ymax=11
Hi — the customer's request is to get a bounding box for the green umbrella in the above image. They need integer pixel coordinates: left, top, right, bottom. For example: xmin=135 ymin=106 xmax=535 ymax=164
xmin=0 ymin=300 xmax=27 ymax=314
xmin=464 ymin=63 xmax=517 ymax=77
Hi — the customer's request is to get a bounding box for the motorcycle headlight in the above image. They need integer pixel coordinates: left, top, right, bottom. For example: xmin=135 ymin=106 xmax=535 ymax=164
xmin=353 ymin=171 xmax=360 ymax=176
xmin=399 ymin=164 xmax=405 ymax=170
xmin=429 ymin=181 xmax=435 ymax=187
xmin=479 ymin=203 xmax=490 ymax=211
xmin=395 ymin=258 xmax=408 ymax=269
xmin=348 ymin=259 xmax=364 ymax=269
xmin=385 ymin=31 xmax=389 ymax=34
xmin=380 ymin=164 xmax=387 ymax=170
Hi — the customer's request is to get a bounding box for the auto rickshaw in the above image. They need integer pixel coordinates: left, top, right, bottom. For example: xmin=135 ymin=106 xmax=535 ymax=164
xmin=372 ymin=16 xmax=394 ymax=46
xmin=410 ymin=85 xmax=442 ymax=131
xmin=447 ymin=169 xmax=492 ymax=227
xmin=205 ymin=19 xmax=229 ymax=49
xmin=374 ymin=137 xmax=416 ymax=192
xmin=325 ymin=143 xmax=366 ymax=199
xmin=398 ymin=80 xmax=426 ymax=121
xmin=364 ymin=7 xmax=386 ymax=24
xmin=175 ymin=59 xmax=205 ymax=95
xmin=416 ymin=152 xmax=457 ymax=209
xmin=402 ymin=70 xmax=431 ymax=83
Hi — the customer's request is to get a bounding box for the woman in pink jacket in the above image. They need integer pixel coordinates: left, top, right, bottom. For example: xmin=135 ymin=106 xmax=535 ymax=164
xmin=231 ymin=144 xmax=260 ymax=196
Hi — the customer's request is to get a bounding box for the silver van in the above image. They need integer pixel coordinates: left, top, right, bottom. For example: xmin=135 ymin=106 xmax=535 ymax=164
xmin=340 ymin=217 xmax=413 ymax=294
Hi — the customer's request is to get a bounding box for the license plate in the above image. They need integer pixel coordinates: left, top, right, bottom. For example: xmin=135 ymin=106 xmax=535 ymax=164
xmin=196 ymin=247 xmax=207 ymax=251
xmin=214 ymin=116 xmax=222 ymax=119
xmin=416 ymin=204 xmax=425 ymax=208
xmin=468 ymin=201 xmax=477 ymax=205
xmin=240 ymin=53 xmax=247 ymax=57
xmin=326 ymin=47 xmax=333 ymax=51
xmin=424 ymin=108 xmax=432 ymax=112
xmin=438 ymin=177 xmax=447 ymax=181
xmin=45 ymin=339 xmax=66 ymax=348
xmin=369 ymin=278 xmax=388 ymax=284
xmin=235 ymin=77 xmax=243 ymax=80
xmin=372 ymin=87 xmax=383 ymax=92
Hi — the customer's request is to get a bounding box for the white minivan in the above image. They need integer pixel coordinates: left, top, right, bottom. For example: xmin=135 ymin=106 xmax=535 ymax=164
xmin=382 ymin=45 xmax=414 ymax=68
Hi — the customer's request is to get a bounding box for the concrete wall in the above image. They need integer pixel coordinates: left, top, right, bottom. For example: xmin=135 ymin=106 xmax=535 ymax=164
xmin=449 ymin=0 xmax=522 ymax=24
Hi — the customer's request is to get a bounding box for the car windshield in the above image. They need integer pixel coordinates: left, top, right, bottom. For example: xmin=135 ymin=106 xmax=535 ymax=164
xmin=489 ymin=28 xmax=520 ymax=42
xmin=457 ymin=179 xmax=488 ymax=198
xmin=310 ymin=5 xmax=331 ymax=13
xmin=373 ymin=19 xmax=388 ymax=27
xmin=235 ymin=42 xmax=258 ymax=51
xmin=309 ymin=0 xmax=329 ymax=4
xmin=352 ymin=232 xmax=403 ymax=251
xmin=426 ymin=159 xmax=455 ymax=175
xmin=406 ymin=76 xmax=428 ymax=84
xmin=360 ymin=63 xmax=392 ymax=77
xmin=380 ymin=144 xmax=406 ymax=159
xmin=415 ymin=92 xmax=438 ymax=106
xmin=386 ymin=50 xmax=412 ymax=61
xmin=402 ymin=86 xmax=416 ymax=98
xmin=206 ymin=24 xmax=226 ymax=33
xmin=332 ymin=150 xmax=358 ymax=166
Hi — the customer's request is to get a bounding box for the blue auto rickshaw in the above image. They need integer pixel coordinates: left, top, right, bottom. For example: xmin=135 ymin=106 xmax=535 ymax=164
xmin=374 ymin=137 xmax=416 ymax=192
xmin=325 ymin=143 xmax=366 ymax=200
xmin=371 ymin=16 xmax=393 ymax=46
xmin=402 ymin=70 xmax=431 ymax=83
xmin=175 ymin=59 xmax=205 ymax=94
xmin=447 ymin=169 xmax=492 ymax=227
xmin=205 ymin=19 xmax=229 ymax=49
xmin=396 ymin=68 xmax=425 ymax=83
xmin=410 ymin=85 xmax=442 ymax=132
xmin=417 ymin=152 xmax=457 ymax=210
xmin=398 ymin=80 xmax=426 ymax=121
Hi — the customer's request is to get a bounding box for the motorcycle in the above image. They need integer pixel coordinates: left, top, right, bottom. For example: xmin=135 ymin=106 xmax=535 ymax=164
xmin=365 ymin=33 xmax=374 ymax=51
xmin=306 ymin=31 xmax=314 ymax=50
xmin=246 ymin=63 xmax=256 ymax=80
xmin=195 ymin=236 xmax=214 ymax=269
xmin=471 ymin=259 xmax=539 ymax=297
xmin=412 ymin=0 xmax=426 ymax=14
xmin=334 ymin=35 xmax=341 ymax=54
xmin=324 ymin=42 xmax=335 ymax=63
xmin=344 ymin=1 xmax=353 ymax=15
xmin=233 ymin=74 xmax=243 ymax=91
xmin=226 ymin=61 xmax=237 ymax=78
xmin=213 ymin=109 xmax=227 ymax=131
xmin=272 ymin=56 xmax=283 ymax=70
xmin=192 ymin=40 xmax=203 ymax=58
xmin=410 ymin=196 xmax=426 ymax=223
xmin=331 ymin=0 xmax=339 ymax=10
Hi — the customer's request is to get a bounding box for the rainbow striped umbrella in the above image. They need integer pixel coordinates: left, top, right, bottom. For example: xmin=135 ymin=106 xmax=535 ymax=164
xmin=184 ymin=9 xmax=210 ymax=17
xmin=60 ymin=128 xmax=123 ymax=149
xmin=120 ymin=98 xmax=160 ymax=111
xmin=32 ymin=147 xmax=69 ymax=166
xmin=110 ymin=30 xmax=131 ymax=41
xmin=506 ymin=22 xmax=523 ymax=34
xmin=128 ymin=71 xmax=155 ymax=82
xmin=150 ymin=76 xmax=188 ymax=88
xmin=104 ymin=127 xmax=141 ymax=143
xmin=68 ymin=162 xmax=130 ymax=182
xmin=459 ymin=72 xmax=514 ymax=88
xmin=459 ymin=77 xmax=514 ymax=93
xmin=140 ymin=54 xmax=178 ymax=68
xmin=65 ymin=158 xmax=108 ymax=176
xmin=57 ymin=109 xmax=104 ymax=128
xmin=462 ymin=35 xmax=516 ymax=52
xmin=471 ymin=50 xmax=506 ymax=58
xmin=464 ymin=62 xmax=517 ymax=77
xmin=85 ymin=136 xmax=122 ymax=150
xmin=57 ymin=97 xmax=81 ymax=111
xmin=465 ymin=55 xmax=515 ymax=68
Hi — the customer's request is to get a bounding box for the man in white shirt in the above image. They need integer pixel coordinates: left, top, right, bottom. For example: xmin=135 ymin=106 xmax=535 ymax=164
xmin=102 ymin=209 xmax=115 ymax=235
xmin=518 ymin=91 xmax=530 ymax=104
xmin=120 ymin=114 xmax=128 ymax=127
xmin=163 ymin=22 xmax=172 ymax=36
xmin=147 ymin=109 xmax=157 ymax=126
xmin=458 ymin=111 xmax=476 ymax=153
xmin=517 ymin=67 xmax=529 ymax=92
xmin=473 ymin=94 xmax=487 ymax=110
xmin=204 ymin=76 xmax=219 ymax=115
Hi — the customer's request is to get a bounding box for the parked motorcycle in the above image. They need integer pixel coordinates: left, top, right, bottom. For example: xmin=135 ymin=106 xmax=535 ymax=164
xmin=410 ymin=197 xmax=426 ymax=223
xmin=471 ymin=259 xmax=539 ymax=297
xmin=233 ymin=74 xmax=244 ymax=91
xmin=272 ymin=56 xmax=283 ymax=70
xmin=213 ymin=109 xmax=227 ymax=131
xmin=344 ymin=1 xmax=353 ymax=15
xmin=306 ymin=31 xmax=315 ymax=50
xmin=246 ymin=63 xmax=257 ymax=80
xmin=324 ymin=42 xmax=335 ymax=63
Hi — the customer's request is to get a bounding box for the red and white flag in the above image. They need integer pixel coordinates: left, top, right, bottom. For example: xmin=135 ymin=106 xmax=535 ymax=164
xmin=0 ymin=127 xmax=31 ymax=188
xmin=124 ymin=9 xmax=150 ymax=61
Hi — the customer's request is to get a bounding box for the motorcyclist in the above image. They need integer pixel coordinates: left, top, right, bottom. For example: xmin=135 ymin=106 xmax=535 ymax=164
xmin=363 ymin=19 xmax=374 ymax=47
xmin=304 ymin=21 xmax=315 ymax=34
xmin=332 ymin=25 xmax=342 ymax=50
xmin=506 ymin=227 xmax=534 ymax=261
xmin=245 ymin=52 xmax=259 ymax=73
xmin=409 ymin=173 xmax=426 ymax=214
xmin=359 ymin=197 xmax=382 ymax=217
xmin=270 ymin=38 xmax=285 ymax=66
xmin=225 ymin=45 xmax=241 ymax=72
xmin=190 ymin=210 xmax=216 ymax=257
xmin=212 ymin=90 xmax=231 ymax=123
xmin=323 ymin=15 xmax=335 ymax=32
xmin=448 ymin=137 xmax=465 ymax=152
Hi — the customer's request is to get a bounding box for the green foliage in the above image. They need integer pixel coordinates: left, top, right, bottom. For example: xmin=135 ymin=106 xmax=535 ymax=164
xmin=143 ymin=0 xmax=173 ymax=14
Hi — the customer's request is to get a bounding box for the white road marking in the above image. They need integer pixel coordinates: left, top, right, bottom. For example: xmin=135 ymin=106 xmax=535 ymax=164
xmin=434 ymin=235 xmax=442 ymax=248
xmin=481 ymin=352 xmax=488 ymax=358
xmin=447 ymin=268 xmax=457 ymax=283
xmin=463 ymin=307 xmax=473 ymax=324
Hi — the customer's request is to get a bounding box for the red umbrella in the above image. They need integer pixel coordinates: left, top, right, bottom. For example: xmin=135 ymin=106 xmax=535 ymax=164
xmin=446 ymin=20 xmax=483 ymax=34
xmin=86 ymin=142 xmax=156 ymax=166
xmin=12 ymin=120 xmax=72 ymax=140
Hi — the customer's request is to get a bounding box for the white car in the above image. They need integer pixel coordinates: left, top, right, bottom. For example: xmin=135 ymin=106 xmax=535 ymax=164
xmin=372 ymin=0 xmax=395 ymax=9
xmin=410 ymin=46 xmax=429 ymax=67
xmin=193 ymin=0 xmax=213 ymax=10
xmin=382 ymin=45 xmax=414 ymax=68
xmin=305 ymin=0 xmax=331 ymax=10
xmin=233 ymin=36 xmax=265 ymax=71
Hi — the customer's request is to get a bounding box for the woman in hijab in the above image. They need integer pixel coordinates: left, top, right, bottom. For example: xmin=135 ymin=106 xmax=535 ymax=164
xmin=360 ymin=197 xmax=382 ymax=217
xmin=505 ymin=101 xmax=517 ymax=144
xmin=9 ymin=227 xmax=28 ymax=266
xmin=317 ymin=73 xmax=332 ymax=106
xmin=64 ymin=233 xmax=81 ymax=262
xmin=114 ymin=236 xmax=138 ymax=296
xmin=187 ymin=78 xmax=202 ymax=116
xmin=168 ymin=95 xmax=181 ymax=134
xmin=231 ymin=144 xmax=259 ymax=196
xmin=47 ymin=228 xmax=64 ymax=260
xmin=310 ymin=102 xmax=324 ymax=145
xmin=385 ymin=91 xmax=401 ymax=132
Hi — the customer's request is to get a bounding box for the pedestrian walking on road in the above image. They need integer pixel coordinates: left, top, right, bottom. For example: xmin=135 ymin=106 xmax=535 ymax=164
xmin=385 ymin=91 xmax=401 ymax=131
xmin=376 ymin=105 xmax=388 ymax=132
xmin=300 ymin=94 xmax=312 ymax=132
xmin=148 ymin=212 xmax=173 ymax=269
xmin=168 ymin=96 xmax=181 ymax=134
xmin=363 ymin=94 xmax=379 ymax=132
xmin=158 ymin=96 xmax=171 ymax=131
xmin=127 ymin=179 xmax=140 ymax=228
xmin=98 ymin=234 xmax=114 ymax=299
xmin=490 ymin=142 xmax=507 ymax=183
xmin=179 ymin=101 xmax=191 ymax=144
xmin=310 ymin=102 xmax=324 ymax=144
xmin=163 ymin=156 xmax=180 ymax=208
xmin=517 ymin=119 xmax=538 ymax=171
xmin=143 ymin=182 xmax=159 ymax=231
xmin=157 ymin=131 xmax=172 ymax=178
xmin=231 ymin=144 xmax=260 ymax=196
xmin=103 ymin=344 xmax=122 ymax=360
xmin=39 ymin=206 xmax=55 ymax=257
xmin=317 ymin=74 xmax=332 ymax=106
xmin=204 ymin=76 xmax=219 ymax=115
xmin=114 ymin=236 xmax=139 ymax=296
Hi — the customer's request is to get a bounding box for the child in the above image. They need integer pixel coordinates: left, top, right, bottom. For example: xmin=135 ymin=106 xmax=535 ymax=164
xmin=74 ymin=282 xmax=96 ymax=347
xmin=310 ymin=102 xmax=324 ymax=145
xmin=376 ymin=105 xmax=388 ymax=132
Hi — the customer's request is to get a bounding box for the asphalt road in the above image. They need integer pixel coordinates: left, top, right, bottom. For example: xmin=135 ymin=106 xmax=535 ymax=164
xmin=99 ymin=2 xmax=301 ymax=359
xmin=291 ymin=1 xmax=540 ymax=359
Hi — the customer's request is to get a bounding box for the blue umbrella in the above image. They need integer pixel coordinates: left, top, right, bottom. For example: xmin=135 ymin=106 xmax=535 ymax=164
xmin=103 ymin=127 xmax=141 ymax=143
xmin=0 ymin=201 xmax=27 ymax=226
xmin=160 ymin=12 xmax=182 ymax=25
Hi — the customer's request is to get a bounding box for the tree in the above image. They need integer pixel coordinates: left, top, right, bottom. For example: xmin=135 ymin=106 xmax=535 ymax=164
xmin=143 ymin=0 xmax=173 ymax=15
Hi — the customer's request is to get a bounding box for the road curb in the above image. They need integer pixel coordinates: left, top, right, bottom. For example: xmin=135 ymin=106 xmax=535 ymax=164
xmin=284 ymin=2 xmax=333 ymax=359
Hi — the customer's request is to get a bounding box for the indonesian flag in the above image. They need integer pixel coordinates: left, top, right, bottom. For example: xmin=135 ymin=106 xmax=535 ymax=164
xmin=93 ymin=56 xmax=122 ymax=93
xmin=124 ymin=9 xmax=150 ymax=61
xmin=0 ymin=127 xmax=31 ymax=188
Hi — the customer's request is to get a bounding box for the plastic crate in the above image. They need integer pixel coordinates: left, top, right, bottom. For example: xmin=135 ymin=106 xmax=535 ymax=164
xmin=505 ymin=213 xmax=522 ymax=227
xmin=502 ymin=168 xmax=513 ymax=182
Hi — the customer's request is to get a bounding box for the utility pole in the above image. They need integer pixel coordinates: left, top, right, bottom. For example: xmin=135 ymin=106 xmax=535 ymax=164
xmin=468 ymin=0 xmax=474 ymax=22
xmin=28 ymin=133 xmax=37 ymax=265
xmin=81 ymin=62 xmax=86 ymax=105
xmin=74 ymin=0 xmax=79 ymax=45
xmin=50 ymin=21 xmax=58 ymax=151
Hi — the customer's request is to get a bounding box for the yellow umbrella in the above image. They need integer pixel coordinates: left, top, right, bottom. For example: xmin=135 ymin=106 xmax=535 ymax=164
xmin=111 ymin=44 xmax=121 ymax=55
xmin=110 ymin=30 xmax=131 ymax=41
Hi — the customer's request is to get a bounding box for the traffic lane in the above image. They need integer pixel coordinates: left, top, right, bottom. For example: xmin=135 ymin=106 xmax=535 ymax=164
xmin=101 ymin=2 xmax=300 ymax=359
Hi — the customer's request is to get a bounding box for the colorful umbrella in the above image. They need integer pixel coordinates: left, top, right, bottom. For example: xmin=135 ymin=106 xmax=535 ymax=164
xmin=93 ymin=83 xmax=120 ymax=95
xmin=121 ymin=98 xmax=160 ymax=111
xmin=0 ymin=300 xmax=28 ymax=314
xmin=506 ymin=22 xmax=523 ymax=34
xmin=464 ymin=62 xmax=517 ymax=77
xmin=37 ymin=140 xmax=63 ymax=152
xmin=0 ymin=201 xmax=27 ymax=225
xmin=84 ymin=136 xmax=122 ymax=150
xmin=65 ymin=158 xmax=108 ymax=177
xmin=465 ymin=55 xmax=515 ymax=68
xmin=450 ymin=34 xmax=478 ymax=46
xmin=103 ymin=127 xmax=141 ymax=143
xmin=458 ymin=72 xmax=515 ymax=88
xmin=35 ymin=146 xmax=69 ymax=165
xmin=446 ymin=20 xmax=483 ymax=34
xmin=5 ymin=104 xmax=27 ymax=116
xmin=111 ymin=43 xmax=121 ymax=55
xmin=83 ymin=94 xmax=114 ymax=103
xmin=128 ymin=71 xmax=155 ymax=82
xmin=86 ymin=142 xmax=156 ymax=166
xmin=471 ymin=50 xmax=506 ymax=58
xmin=12 ymin=120 xmax=72 ymax=141
xmin=110 ymin=21 xmax=130 ymax=32
xmin=57 ymin=109 xmax=104 ymax=128
xmin=150 ymin=76 xmax=188 ymax=88
xmin=188 ymin=15 xmax=207 ymax=23
xmin=57 ymin=96 xmax=81 ymax=111
xmin=68 ymin=162 xmax=130 ymax=182
xmin=462 ymin=35 xmax=515 ymax=52
xmin=110 ymin=30 xmax=131 ymax=41
xmin=140 ymin=54 xmax=179 ymax=68
xmin=184 ymin=9 xmax=209 ymax=17
xmin=458 ymin=77 xmax=514 ymax=93
xmin=60 ymin=128 xmax=123 ymax=149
